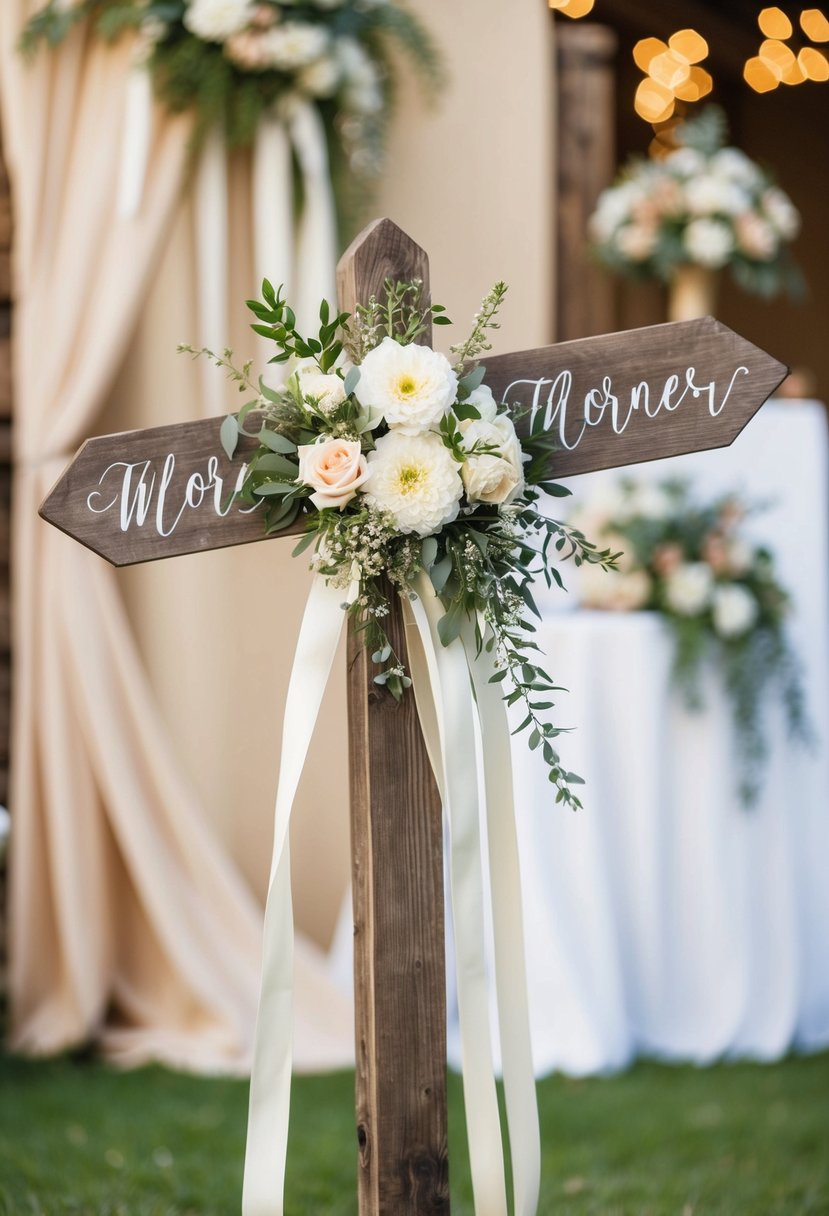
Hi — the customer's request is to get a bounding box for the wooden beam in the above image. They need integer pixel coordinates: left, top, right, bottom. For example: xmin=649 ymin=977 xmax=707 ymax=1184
xmin=555 ymin=22 xmax=618 ymax=341
xmin=338 ymin=219 xmax=450 ymax=1216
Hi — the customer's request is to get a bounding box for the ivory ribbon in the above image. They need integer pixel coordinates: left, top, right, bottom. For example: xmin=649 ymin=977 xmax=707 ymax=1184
xmin=242 ymin=574 xmax=353 ymax=1216
xmin=288 ymin=100 xmax=338 ymax=336
xmin=253 ymin=116 xmax=294 ymax=389
xmin=406 ymin=576 xmax=540 ymax=1216
xmin=244 ymin=572 xmax=538 ymax=1216
xmin=117 ymin=66 xmax=153 ymax=219
xmin=194 ymin=126 xmax=229 ymax=417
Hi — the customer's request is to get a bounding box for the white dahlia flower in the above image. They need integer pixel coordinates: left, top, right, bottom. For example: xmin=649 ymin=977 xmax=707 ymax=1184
xmin=183 ymin=0 xmax=253 ymax=42
xmin=763 ymin=187 xmax=800 ymax=240
xmin=356 ymin=336 xmax=458 ymax=434
xmin=712 ymin=584 xmax=759 ymax=638
xmin=261 ymin=22 xmax=329 ymax=70
xmin=683 ymin=218 xmax=735 ymax=268
xmin=665 ymin=562 xmax=714 ymax=616
xmin=363 ymin=431 xmax=463 ymax=536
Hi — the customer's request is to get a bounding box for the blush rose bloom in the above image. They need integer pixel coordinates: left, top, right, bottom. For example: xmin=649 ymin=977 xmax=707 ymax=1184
xmin=460 ymin=414 xmax=525 ymax=506
xmin=297 ymin=437 xmax=369 ymax=510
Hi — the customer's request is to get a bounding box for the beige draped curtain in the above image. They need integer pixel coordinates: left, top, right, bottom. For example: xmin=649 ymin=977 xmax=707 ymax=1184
xmin=0 ymin=5 xmax=352 ymax=1071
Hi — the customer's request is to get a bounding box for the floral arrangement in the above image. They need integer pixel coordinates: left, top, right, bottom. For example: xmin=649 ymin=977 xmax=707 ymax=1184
xmin=573 ymin=477 xmax=809 ymax=804
xmin=185 ymin=280 xmax=617 ymax=808
xmin=589 ymin=107 xmax=803 ymax=300
xmin=21 ymin=0 xmax=439 ymax=173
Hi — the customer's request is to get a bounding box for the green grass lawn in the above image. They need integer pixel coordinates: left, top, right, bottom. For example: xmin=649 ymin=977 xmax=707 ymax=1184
xmin=0 ymin=1049 xmax=827 ymax=1215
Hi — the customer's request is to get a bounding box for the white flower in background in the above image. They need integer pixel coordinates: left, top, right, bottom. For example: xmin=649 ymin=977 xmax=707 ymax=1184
xmin=249 ymin=3 xmax=279 ymax=27
xmin=685 ymin=174 xmax=749 ymax=217
xmin=580 ymin=565 xmax=651 ymax=612
xmin=735 ymin=212 xmax=778 ymax=261
xmin=225 ymin=29 xmax=271 ymax=69
xmin=183 ymin=0 xmax=253 ymax=41
xmin=356 ymin=336 xmax=458 ymax=434
xmin=297 ymin=437 xmax=368 ymax=509
xmin=261 ymin=22 xmax=329 ymax=70
xmin=683 ymin=218 xmax=735 ymax=268
xmin=725 ymin=536 xmax=755 ymax=577
xmin=614 ymin=223 xmax=657 ymax=262
xmin=712 ymin=584 xmax=759 ymax=637
xmin=337 ymin=34 xmax=383 ymax=110
xmin=298 ymin=53 xmax=341 ymax=97
xmin=626 ymin=482 xmax=673 ymax=521
xmin=666 ymin=147 xmax=705 ymax=178
xmin=461 ymin=415 xmax=524 ymax=506
xmin=300 ymin=370 xmax=347 ymax=413
xmin=711 ymin=147 xmax=763 ymax=188
xmin=665 ymin=561 xmax=714 ymax=615
xmin=763 ymin=187 xmax=800 ymax=239
xmin=364 ymin=431 xmax=462 ymax=535
xmin=589 ymin=182 xmax=640 ymax=241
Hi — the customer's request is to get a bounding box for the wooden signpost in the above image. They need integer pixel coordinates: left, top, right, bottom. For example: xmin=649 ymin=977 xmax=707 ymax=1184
xmin=40 ymin=218 xmax=787 ymax=1214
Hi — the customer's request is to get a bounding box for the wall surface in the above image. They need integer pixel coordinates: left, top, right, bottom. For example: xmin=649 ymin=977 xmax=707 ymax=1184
xmin=107 ymin=0 xmax=556 ymax=948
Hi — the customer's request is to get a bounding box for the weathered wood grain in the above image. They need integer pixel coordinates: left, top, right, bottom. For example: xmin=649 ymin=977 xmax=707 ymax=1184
xmin=485 ymin=315 xmax=787 ymax=478
xmin=39 ymin=311 xmax=786 ymax=565
xmin=340 ymin=219 xmax=450 ymax=1216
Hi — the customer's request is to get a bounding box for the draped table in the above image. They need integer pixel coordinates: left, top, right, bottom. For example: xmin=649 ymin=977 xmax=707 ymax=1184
xmin=331 ymin=400 xmax=829 ymax=1074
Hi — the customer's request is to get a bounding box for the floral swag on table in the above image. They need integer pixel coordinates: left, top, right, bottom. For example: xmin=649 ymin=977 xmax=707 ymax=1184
xmin=590 ymin=107 xmax=804 ymax=314
xmin=187 ymin=283 xmax=616 ymax=1216
xmin=22 ymin=0 xmax=439 ymax=204
xmin=572 ymin=478 xmax=810 ymax=805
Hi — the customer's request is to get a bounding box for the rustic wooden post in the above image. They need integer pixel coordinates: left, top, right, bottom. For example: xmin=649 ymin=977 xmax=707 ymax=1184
xmin=554 ymin=22 xmax=618 ymax=342
xmin=337 ymin=219 xmax=450 ymax=1215
xmin=37 ymin=215 xmax=789 ymax=1215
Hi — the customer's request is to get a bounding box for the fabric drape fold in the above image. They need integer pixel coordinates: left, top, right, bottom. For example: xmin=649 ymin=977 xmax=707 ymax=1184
xmin=0 ymin=7 xmax=353 ymax=1072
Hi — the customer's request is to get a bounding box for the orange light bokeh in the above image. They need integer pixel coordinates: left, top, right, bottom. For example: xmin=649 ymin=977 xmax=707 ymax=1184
xmin=800 ymin=8 xmax=829 ymax=41
xmin=668 ymin=29 xmax=709 ymax=64
xmin=744 ymin=55 xmax=781 ymax=91
xmin=758 ymin=7 xmax=794 ymax=39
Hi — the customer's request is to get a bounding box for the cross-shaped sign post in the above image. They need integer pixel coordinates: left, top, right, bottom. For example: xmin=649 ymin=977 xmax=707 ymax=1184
xmin=41 ymin=218 xmax=787 ymax=1214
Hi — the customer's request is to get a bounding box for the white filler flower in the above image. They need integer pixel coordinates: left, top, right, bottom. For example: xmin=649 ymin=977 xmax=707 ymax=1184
xmin=665 ymin=562 xmax=714 ymax=615
xmin=356 ymin=336 xmax=458 ymax=434
xmin=364 ymin=431 xmax=462 ymax=536
xmin=183 ymin=0 xmax=253 ymax=41
xmin=712 ymin=584 xmax=759 ymax=637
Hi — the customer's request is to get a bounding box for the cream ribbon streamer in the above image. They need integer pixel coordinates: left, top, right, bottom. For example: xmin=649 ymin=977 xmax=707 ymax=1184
xmin=194 ymin=126 xmax=229 ymax=417
xmin=242 ymin=573 xmax=353 ymax=1216
xmin=117 ymin=66 xmax=153 ymax=219
xmin=406 ymin=576 xmax=540 ymax=1216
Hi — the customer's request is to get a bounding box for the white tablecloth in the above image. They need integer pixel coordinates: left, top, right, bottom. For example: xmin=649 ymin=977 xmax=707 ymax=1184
xmin=332 ymin=401 xmax=829 ymax=1074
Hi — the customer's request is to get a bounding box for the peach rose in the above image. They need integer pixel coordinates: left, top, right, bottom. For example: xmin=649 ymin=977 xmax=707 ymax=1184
xmin=297 ymin=438 xmax=369 ymax=510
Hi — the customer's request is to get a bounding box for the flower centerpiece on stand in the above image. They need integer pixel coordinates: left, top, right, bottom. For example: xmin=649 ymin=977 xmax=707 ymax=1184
xmin=589 ymin=107 xmax=804 ymax=320
xmin=21 ymin=0 xmax=440 ymax=176
xmin=572 ymin=477 xmax=810 ymax=804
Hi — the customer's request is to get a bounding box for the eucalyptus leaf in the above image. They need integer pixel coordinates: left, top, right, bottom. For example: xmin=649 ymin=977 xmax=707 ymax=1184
xmin=430 ymin=552 xmax=453 ymax=594
xmin=343 ymin=365 xmax=361 ymax=396
xmin=421 ymin=536 xmax=438 ymax=569
xmin=219 ymin=414 xmax=239 ymax=460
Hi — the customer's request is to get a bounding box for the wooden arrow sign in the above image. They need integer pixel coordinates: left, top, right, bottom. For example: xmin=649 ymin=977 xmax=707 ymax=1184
xmin=39 ymin=318 xmax=786 ymax=567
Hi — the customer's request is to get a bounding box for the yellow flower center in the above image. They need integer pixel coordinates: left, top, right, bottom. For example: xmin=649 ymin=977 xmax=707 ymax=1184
xmin=397 ymin=464 xmax=424 ymax=493
xmin=396 ymin=375 xmax=418 ymax=397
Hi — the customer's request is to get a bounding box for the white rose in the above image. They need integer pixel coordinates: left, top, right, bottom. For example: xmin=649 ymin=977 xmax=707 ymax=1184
xmin=725 ymin=537 xmax=754 ymax=577
xmin=465 ymin=383 xmax=498 ymax=422
xmin=683 ymin=218 xmax=735 ymax=268
xmin=666 ymin=147 xmax=705 ymax=179
xmin=712 ymin=584 xmax=759 ymax=638
xmin=461 ymin=415 xmax=524 ymax=505
xmin=711 ymin=148 xmax=763 ymax=189
xmin=297 ymin=437 xmax=368 ymax=510
xmin=261 ymin=22 xmax=329 ymax=69
xmin=363 ymin=431 xmax=463 ymax=536
xmin=183 ymin=0 xmax=253 ymax=41
xmin=356 ymin=336 xmax=458 ymax=434
xmin=685 ymin=174 xmax=750 ymax=218
xmin=299 ymin=370 xmax=347 ymax=413
xmin=664 ymin=562 xmax=714 ymax=615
